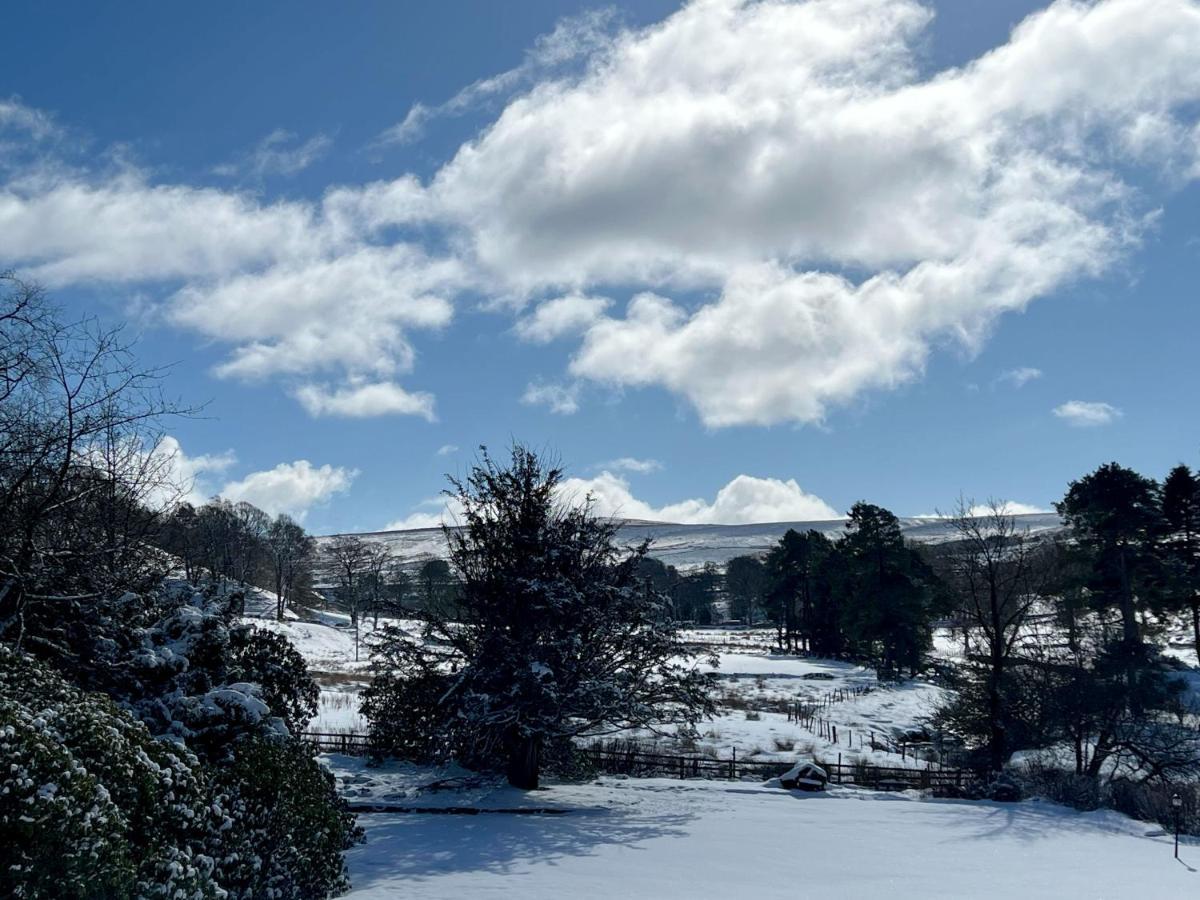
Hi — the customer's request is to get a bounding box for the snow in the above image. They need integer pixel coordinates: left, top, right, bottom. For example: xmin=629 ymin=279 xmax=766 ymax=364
xmin=338 ymin=772 xmax=1195 ymax=899
xmin=322 ymin=513 xmax=1065 ymax=573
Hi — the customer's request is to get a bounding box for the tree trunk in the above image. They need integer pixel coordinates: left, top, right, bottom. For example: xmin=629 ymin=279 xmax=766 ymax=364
xmin=506 ymin=734 xmax=542 ymax=790
xmin=1192 ymin=601 xmax=1200 ymax=663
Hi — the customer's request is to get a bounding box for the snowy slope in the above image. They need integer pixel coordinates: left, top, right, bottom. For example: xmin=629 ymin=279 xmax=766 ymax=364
xmin=321 ymin=513 xmax=1064 ymax=572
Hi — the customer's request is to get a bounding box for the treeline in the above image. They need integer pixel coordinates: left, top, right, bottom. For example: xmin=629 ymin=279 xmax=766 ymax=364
xmin=935 ymin=462 xmax=1200 ymax=781
xmin=158 ymin=499 xmax=317 ymax=619
xmin=0 ymin=274 xmax=360 ymax=898
xmin=639 ymin=502 xmax=947 ymax=679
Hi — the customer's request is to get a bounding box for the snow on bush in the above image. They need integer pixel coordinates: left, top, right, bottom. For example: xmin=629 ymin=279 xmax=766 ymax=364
xmin=0 ymin=646 xmax=220 ymax=899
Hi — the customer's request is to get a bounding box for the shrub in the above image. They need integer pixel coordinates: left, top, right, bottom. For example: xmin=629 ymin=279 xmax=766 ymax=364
xmin=0 ymin=647 xmax=220 ymax=900
xmin=207 ymin=736 xmax=363 ymax=900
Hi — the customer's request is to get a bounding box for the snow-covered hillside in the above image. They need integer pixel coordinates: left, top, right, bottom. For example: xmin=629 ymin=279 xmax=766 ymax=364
xmin=321 ymin=513 xmax=1064 ymax=572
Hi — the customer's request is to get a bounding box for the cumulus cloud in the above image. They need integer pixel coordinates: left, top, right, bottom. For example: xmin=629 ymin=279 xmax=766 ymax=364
xmin=142 ymin=436 xmax=237 ymax=509
xmin=384 ymin=469 xmax=839 ymax=530
xmin=921 ymin=500 xmax=1051 ymax=518
xmin=515 ymin=293 xmax=611 ymax=343
xmin=1053 ymin=399 xmax=1122 ymax=426
xmin=436 ymin=444 xmax=459 ymax=456
xmin=219 ymin=460 xmax=357 ymax=519
xmin=558 ymin=471 xmax=840 ymax=524
xmin=294 ymin=381 xmax=436 ymax=420
xmin=521 ymin=381 xmax=580 ymax=415
xmin=427 ymin=0 xmax=1200 ymax=425
xmin=5 ymin=1 xmax=1200 ymax=427
xmin=996 ymin=367 xmax=1043 ymax=388
xmin=136 ymin=437 xmax=353 ymax=521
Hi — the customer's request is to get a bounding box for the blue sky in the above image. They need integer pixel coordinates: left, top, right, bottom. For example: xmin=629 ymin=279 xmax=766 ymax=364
xmin=3 ymin=0 xmax=1199 ymax=534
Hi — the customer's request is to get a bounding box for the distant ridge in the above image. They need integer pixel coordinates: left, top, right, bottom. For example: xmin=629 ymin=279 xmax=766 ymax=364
xmin=320 ymin=512 xmax=1063 ymax=572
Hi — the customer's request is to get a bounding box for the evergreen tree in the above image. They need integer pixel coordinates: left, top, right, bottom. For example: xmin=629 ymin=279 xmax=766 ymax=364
xmin=1163 ymin=464 xmax=1200 ymax=656
xmin=364 ymin=446 xmax=714 ymax=789
xmin=763 ymin=529 xmax=836 ymax=653
xmin=1056 ymin=462 xmax=1164 ymax=646
xmin=724 ymin=555 xmax=766 ymax=624
xmin=837 ymin=502 xmax=941 ymax=679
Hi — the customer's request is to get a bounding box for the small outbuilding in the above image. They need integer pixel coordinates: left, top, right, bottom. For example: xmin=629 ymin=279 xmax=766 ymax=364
xmin=779 ymin=761 xmax=828 ymax=791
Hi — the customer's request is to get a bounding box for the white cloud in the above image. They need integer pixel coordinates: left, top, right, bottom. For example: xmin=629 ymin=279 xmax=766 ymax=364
xmin=293 ymin=381 xmax=436 ymax=420
xmin=384 ymin=469 xmax=839 ymax=530
xmin=436 ymin=444 xmax=459 ymax=456
xmin=136 ymin=436 xmax=237 ymax=509
xmin=426 ymin=0 xmax=1200 ymax=425
xmin=514 ymin=293 xmax=611 ymax=343
xmin=219 ymin=460 xmax=357 ymax=520
xmin=921 ymin=500 xmax=1051 ymax=518
xmin=996 ymin=367 xmax=1043 ymax=388
xmin=5 ymin=1 xmax=1200 ymax=427
xmin=384 ymin=496 xmax=464 ymax=531
xmin=371 ymin=8 xmax=619 ymax=150
xmin=372 ymin=104 xmax=431 ymax=148
xmin=1053 ymin=399 xmax=1122 ymax=427
xmin=0 ymin=97 xmax=59 ymax=141
xmin=558 ymin=471 xmax=840 ymax=524
xmin=215 ymin=129 xmax=332 ymax=179
xmin=521 ymin=381 xmax=580 ymax=415
xmin=595 ymin=457 xmax=662 ymax=474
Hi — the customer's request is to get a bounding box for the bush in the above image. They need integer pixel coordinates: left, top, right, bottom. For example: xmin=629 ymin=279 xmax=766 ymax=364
xmin=0 ymin=647 xmax=220 ymax=900
xmin=229 ymin=626 xmax=319 ymax=735
xmin=207 ymin=737 xmax=363 ymax=900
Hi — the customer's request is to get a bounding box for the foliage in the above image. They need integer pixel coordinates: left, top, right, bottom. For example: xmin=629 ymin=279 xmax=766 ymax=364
xmin=207 ymin=736 xmax=363 ymax=900
xmin=366 ymin=445 xmax=715 ymax=788
xmin=0 ymin=647 xmax=220 ymax=900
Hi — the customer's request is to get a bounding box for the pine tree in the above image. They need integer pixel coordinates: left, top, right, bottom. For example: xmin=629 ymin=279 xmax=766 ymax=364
xmin=1163 ymin=464 xmax=1200 ymax=657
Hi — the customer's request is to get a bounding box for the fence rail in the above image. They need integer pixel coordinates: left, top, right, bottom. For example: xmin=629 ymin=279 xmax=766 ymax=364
xmin=580 ymin=740 xmax=972 ymax=790
xmin=301 ymin=732 xmax=971 ymax=792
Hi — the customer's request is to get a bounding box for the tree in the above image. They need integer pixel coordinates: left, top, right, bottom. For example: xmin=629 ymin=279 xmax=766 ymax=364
xmin=764 ymin=529 xmax=836 ymax=653
xmin=675 ymin=563 xmax=720 ymax=625
xmin=1056 ymin=462 xmax=1164 ymax=647
xmin=0 ymin=274 xmax=186 ymax=650
xmin=364 ymin=446 xmax=715 ymax=789
xmin=324 ymin=535 xmax=373 ymax=661
xmin=838 ymin=502 xmax=942 ymax=679
xmin=266 ymin=514 xmax=314 ymax=620
xmin=1163 ymin=464 xmax=1200 ymax=657
xmin=725 ymin=555 xmax=766 ymax=624
xmin=415 ymin=557 xmax=457 ymax=616
xmin=932 ymin=498 xmax=1052 ymax=770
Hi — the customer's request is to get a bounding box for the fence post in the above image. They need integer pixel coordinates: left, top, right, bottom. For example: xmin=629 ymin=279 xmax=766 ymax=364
xmin=731 ymin=746 xmax=737 ymax=780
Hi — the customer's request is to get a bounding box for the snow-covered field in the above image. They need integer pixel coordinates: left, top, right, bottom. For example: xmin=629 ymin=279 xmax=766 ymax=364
xmin=337 ymin=769 xmax=1196 ymax=899
xmin=245 ymin=598 xmax=1200 ymax=898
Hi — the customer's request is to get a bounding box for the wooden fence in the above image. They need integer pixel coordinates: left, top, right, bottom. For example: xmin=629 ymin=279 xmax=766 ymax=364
xmin=581 ymin=740 xmax=972 ymax=791
xmin=301 ymin=732 xmax=973 ymax=792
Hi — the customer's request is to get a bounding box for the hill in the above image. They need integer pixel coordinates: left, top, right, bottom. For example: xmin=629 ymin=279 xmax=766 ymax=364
xmin=319 ymin=512 xmax=1064 ymax=572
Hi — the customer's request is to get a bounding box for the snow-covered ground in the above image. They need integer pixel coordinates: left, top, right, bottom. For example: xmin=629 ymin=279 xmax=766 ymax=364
xmin=336 ymin=766 xmax=1196 ymax=899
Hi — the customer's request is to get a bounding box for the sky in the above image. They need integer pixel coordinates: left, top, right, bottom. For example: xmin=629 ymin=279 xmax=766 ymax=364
xmin=3 ymin=0 xmax=1199 ymax=534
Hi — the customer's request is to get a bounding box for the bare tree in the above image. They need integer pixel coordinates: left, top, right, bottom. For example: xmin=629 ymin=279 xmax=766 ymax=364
xmin=266 ymin=514 xmax=314 ymax=620
xmin=0 ymin=274 xmax=188 ymax=650
xmin=936 ymin=497 xmax=1052 ymax=770
xmin=325 ymin=534 xmax=373 ymax=660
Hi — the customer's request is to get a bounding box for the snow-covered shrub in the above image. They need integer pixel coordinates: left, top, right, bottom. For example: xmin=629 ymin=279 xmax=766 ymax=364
xmin=0 ymin=647 xmax=220 ymax=900
xmin=227 ymin=626 xmax=319 ymax=735
xmin=206 ymin=736 xmax=363 ymax=900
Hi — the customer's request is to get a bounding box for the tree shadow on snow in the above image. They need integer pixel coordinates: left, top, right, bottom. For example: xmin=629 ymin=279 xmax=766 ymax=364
xmin=346 ymin=807 xmax=696 ymax=889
